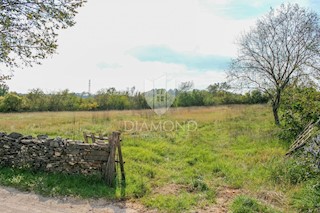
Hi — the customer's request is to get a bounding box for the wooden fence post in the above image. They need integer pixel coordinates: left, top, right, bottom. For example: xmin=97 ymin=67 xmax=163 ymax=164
xmin=115 ymin=132 xmax=125 ymax=182
xmin=90 ymin=133 xmax=96 ymax=143
xmin=104 ymin=132 xmax=116 ymax=186
xmin=102 ymin=131 xmax=125 ymax=187
xmin=83 ymin=132 xmax=88 ymax=143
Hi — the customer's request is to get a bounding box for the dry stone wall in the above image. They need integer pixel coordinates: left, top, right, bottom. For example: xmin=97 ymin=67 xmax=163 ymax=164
xmin=0 ymin=132 xmax=110 ymax=175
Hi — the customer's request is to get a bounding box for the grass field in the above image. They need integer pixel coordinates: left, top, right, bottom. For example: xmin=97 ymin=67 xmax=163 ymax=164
xmin=0 ymin=105 xmax=315 ymax=212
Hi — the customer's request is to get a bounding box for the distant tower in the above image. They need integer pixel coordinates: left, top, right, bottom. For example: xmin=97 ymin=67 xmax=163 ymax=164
xmin=88 ymin=79 xmax=91 ymax=95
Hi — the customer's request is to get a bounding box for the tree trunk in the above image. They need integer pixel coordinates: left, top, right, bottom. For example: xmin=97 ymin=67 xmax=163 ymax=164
xmin=272 ymin=90 xmax=281 ymax=126
xmin=272 ymin=105 xmax=280 ymax=126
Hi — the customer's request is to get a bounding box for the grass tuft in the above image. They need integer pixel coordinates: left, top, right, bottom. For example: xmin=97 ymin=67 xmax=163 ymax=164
xmin=230 ymin=195 xmax=280 ymax=213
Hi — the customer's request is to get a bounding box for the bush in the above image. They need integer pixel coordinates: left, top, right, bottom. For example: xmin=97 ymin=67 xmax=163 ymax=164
xmin=292 ymin=180 xmax=320 ymax=212
xmin=270 ymin=134 xmax=320 ymax=187
xmin=280 ymin=85 xmax=320 ymax=141
xmin=230 ymin=195 xmax=279 ymax=213
xmin=270 ymin=157 xmax=316 ymax=185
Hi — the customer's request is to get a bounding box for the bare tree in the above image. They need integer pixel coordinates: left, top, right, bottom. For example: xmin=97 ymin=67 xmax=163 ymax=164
xmin=178 ymin=81 xmax=194 ymax=92
xmin=228 ymin=3 xmax=320 ymax=125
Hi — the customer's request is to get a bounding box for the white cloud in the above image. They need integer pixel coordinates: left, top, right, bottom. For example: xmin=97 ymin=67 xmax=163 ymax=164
xmin=7 ymin=0 xmax=292 ymax=93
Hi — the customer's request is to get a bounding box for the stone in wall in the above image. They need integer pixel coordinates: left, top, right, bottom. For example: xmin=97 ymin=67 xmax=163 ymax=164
xmin=0 ymin=132 xmax=110 ymax=175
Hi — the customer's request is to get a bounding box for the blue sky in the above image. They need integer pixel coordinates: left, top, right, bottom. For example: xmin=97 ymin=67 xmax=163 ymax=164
xmin=202 ymin=0 xmax=279 ymax=19
xmin=130 ymin=46 xmax=230 ymax=71
xmin=7 ymin=0 xmax=320 ymax=93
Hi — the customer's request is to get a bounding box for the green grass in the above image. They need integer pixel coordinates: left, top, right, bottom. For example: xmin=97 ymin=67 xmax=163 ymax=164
xmin=291 ymin=180 xmax=320 ymax=212
xmin=142 ymin=193 xmax=198 ymax=212
xmin=230 ymin=195 xmax=280 ymax=213
xmin=0 ymin=167 xmax=117 ymax=198
xmin=0 ymin=105 xmax=314 ymax=212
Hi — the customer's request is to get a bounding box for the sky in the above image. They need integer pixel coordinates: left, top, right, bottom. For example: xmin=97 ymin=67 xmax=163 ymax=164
xmin=7 ymin=0 xmax=320 ymax=93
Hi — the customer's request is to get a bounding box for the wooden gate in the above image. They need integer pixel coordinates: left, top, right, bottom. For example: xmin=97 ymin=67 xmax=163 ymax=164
xmin=83 ymin=131 xmax=125 ymax=186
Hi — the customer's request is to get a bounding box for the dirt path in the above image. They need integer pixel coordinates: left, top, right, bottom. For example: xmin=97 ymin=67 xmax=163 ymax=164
xmin=0 ymin=186 xmax=140 ymax=213
xmin=0 ymin=185 xmax=245 ymax=213
xmin=197 ymin=187 xmax=242 ymax=213
xmin=153 ymin=184 xmax=243 ymax=212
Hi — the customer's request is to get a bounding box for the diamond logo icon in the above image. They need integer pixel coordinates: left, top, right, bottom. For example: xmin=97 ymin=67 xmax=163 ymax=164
xmin=144 ymin=75 xmax=176 ymax=115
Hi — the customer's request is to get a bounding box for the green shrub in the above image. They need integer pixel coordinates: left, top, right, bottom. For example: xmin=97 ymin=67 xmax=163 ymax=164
xmin=292 ymin=180 xmax=320 ymax=212
xmin=230 ymin=195 xmax=279 ymax=213
xmin=270 ymin=157 xmax=316 ymax=185
xmin=280 ymin=85 xmax=320 ymax=141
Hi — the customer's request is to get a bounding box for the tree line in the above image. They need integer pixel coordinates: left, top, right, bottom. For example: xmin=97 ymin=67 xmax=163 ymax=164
xmin=0 ymin=82 xmax=269 ymax=112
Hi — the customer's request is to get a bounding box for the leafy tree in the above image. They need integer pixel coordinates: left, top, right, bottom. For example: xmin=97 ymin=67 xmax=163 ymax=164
xmin=176 ymin=91 xmax=194 ymax=107
xmin=207 ymin=84 xmax=219 ymax=95
xmin=26 ymin=88 xmax=48 ymax=111
xmin=94 ymin=88 xmax=132 ymax=110
xmin=228 ymin=3 xmax=320 ymax=125
xmin=47 ymin=89 xmax=80 ymax=111
xmin=244 ymin=90 xmax=269 ymax=104
xmin=1 ymin=93 xmax=22 ymax=112
xmin=176 ymin=89 xmax=205 ymax=107
xmin=0 ymin=0 xmax=85 ymax=76
xmin=191 ymin=90 xmax=205 ymax=106
xmin=0 ymin=75 xmax=10 ymax=96
xmin=131 ymin=92 xmax=148 ymax=109
xmin=79 ymin=100 xmax=98 ymax=111
xmin=0 ymin=83 xmax=9 ymax=96
xmin=108 ymin=95 xmax=130 ymax=110
xmin=95 ymin=89 xmax=110 ymax=110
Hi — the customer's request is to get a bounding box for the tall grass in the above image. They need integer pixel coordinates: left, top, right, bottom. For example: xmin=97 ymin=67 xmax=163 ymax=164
xmin=0 ymin=105 xmax=310 ymax=212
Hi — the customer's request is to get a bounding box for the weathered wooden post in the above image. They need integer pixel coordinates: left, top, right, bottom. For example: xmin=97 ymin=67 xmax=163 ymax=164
xmin=104 ymin=132 xmax=117 ymax=186
xmin=90 ymin=133 xmax=96 ymax=143
xmin=115 ymin=132 xmax=125 ymax=182
xmin=83 ymin=132 xmax=88 ymax=143
xmin=102 ymin=131 xmax=125 ymax=187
